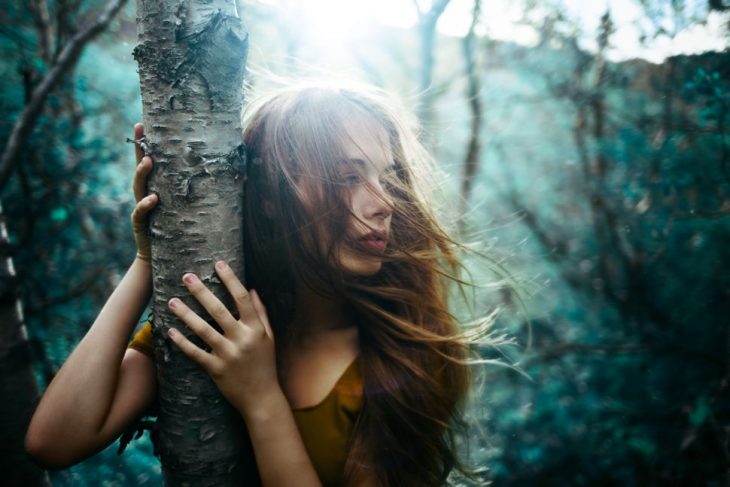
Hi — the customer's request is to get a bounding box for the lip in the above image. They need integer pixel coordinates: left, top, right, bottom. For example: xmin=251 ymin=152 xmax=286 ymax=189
xmin=358 ymin=230 xmax=388 ymax=252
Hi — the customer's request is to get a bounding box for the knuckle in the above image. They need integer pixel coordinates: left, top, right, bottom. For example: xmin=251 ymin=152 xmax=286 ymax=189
xmin=253 ymin=326 xmax=267 ymax=341
xmin=233 ymin=289 xmax=249 ymax=303
xmin=199 ymin=332 xmax=215 ymax=347
xmin=226 ymin=344 xmax=243 ymax=362
xmin=208 ymin=361 xmax=224 ymax=378
xmin=244 ymin=324 xmax=264 ymax=342
xmin=188 ymin=346 xmax=204 ymax=363
xmin=177 ymin=338 xmax=193 ymax=357
xmin=202 ymin=326 xmax=219 ymax=343
xmin=210 ymin=303 xmax=228 ymax=319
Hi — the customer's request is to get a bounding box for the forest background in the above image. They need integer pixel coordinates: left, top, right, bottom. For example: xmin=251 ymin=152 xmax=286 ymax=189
xmin=1 ymin=0 xmax=728 ymax=485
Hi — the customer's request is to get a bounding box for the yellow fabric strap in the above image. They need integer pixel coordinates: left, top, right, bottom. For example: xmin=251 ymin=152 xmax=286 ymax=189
xmin=128 ymin=320 xmax=154 ymax=358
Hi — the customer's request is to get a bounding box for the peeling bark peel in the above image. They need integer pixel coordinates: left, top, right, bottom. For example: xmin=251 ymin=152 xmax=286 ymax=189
xmin=134 ymin=1 xmax=254 ymax=484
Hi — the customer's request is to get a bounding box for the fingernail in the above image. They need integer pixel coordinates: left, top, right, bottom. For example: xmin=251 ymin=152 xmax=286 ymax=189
xmin=167 ymin=327 xmax=178 ymax=337
xmin=215 ymin=260 xmax=228 ymax=271
xmin=169 ymin=297 xmax=180 ymax=308
xmin=183 ymin=273 xmax=196 ymax=284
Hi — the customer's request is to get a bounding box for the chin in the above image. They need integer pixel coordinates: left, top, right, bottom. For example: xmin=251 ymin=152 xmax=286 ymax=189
xmin=335 ymin=244 xmax=386 ymax=277
xmin=342 ymin=258 xmax=383 ymax=277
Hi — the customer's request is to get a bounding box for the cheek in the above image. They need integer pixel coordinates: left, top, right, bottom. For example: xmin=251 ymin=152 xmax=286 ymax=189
xmin=344 ymin=186 xmax=365 ymax=217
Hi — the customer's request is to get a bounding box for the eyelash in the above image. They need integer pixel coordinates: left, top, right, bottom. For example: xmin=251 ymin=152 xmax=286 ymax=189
xmin=339 ymin=167 xmax=398 ymax=190
xmin=343 ymin=174 xmax=361 ymax=185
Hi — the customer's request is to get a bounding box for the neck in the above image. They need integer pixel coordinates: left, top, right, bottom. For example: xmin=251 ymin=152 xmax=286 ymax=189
xmin=291 ymin=277 xmax=350 ymax=338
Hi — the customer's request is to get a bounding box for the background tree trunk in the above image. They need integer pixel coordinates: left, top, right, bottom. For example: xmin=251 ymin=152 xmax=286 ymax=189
xmin=458 ymin=0 xmax=483 ymax=230
xmin=0 ymin=202 xmax=49 ymax=486
xmin=133 ymin=1 xmax=252 ymax=484
xmin=414 ymin=0 xmax=450 ymax=149
xmin=0 ymin=2 xmax=128 ymax=484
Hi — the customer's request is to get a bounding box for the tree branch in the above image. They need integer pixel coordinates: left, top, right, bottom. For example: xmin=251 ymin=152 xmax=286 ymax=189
xmin=25 ymin=268 xmax=103 ymax=316
xmin=519 ymin=340 xmax=724 ymax=369
xmin=0 ymin=0 xmax=128 ymax=193
xmin=29 ymin=0 xmax=53 ymax=63
xmin=458 ymin=0 xmax=483 ymax=224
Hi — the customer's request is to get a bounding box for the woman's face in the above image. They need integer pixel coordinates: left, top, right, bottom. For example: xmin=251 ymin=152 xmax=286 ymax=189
xmin=335 ymin=118 xmax=395 ymax=276
xmin=299 ymin=116 xmax=396 ymax=277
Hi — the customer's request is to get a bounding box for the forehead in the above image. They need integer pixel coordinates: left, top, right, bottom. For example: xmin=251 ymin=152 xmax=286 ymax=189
xmin=339 ymin=116 xmax=393 ymax=170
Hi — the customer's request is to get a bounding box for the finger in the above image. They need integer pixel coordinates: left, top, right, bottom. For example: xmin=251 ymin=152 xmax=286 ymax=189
xmin=134 ymin=123 xmax=144 ymax=165
xmin=167 ymin=327 xmax=219 ymax=372
xmin=131 ymin=194 xmax=158 ymax=226
xmin=133 ymin=156 xmax=153 ymax=202
xmin=214 ymin=261 xmax=260 ymax=329
xmin=251 ymin=289 xmax=274 ymax=343
xmin=132 ymin=194 xmax=157 ymax=234
xmin=182 ymin=273 xmax=240 ymax=337
xmin=168 ymin=297 xmax=228 ymax=352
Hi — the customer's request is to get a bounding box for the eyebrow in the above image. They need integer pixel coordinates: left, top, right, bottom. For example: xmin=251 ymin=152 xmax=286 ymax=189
xmin=341 ymin=158 xmax=396 ymax=171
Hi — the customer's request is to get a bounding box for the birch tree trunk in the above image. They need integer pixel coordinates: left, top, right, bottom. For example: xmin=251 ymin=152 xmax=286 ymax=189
xmin=133 ymin=1 xmax=253 ymax=484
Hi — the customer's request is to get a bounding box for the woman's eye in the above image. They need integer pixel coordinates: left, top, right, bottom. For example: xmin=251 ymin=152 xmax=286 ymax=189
xmin=343 ymin=174 xmax=361 ymax=185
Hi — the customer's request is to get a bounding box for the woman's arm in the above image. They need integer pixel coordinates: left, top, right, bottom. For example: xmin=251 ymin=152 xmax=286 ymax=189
xmin=25 ymin=124 xmax=159 ymax=468
xmin=239 ymin=390 xmax=323 ymax=487
xmin=166 ymin=262 xmax=322 ymax=487
xmin=25 ymin=258 xmax=157 ymax=468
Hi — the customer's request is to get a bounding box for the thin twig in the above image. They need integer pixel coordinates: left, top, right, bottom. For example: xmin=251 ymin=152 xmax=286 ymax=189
xmin=0 ymin=0 xmax=128 ymax=193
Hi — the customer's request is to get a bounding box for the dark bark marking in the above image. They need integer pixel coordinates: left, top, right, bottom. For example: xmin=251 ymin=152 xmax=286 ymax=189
xmin=172 ymin=11 xmax=248 ymax=111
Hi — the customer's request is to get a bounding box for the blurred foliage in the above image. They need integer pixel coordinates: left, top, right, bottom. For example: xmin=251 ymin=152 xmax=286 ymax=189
xmin=0 ymin=0 xmax=728 ymax=485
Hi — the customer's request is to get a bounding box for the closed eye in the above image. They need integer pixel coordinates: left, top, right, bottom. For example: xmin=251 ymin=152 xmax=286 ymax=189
xmin=338 ymin=158 xmax=397 ymax=188
xmin=341 ymin=173 xmax=361 ymax=185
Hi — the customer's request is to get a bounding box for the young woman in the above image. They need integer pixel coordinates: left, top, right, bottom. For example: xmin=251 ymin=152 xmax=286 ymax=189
xmin=26 ymin=82 xmax=495 ymax=486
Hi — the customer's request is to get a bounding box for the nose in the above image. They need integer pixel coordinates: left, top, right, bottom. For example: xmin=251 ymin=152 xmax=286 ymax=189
xmin=357 ymin=180 xmax=393 ymax=222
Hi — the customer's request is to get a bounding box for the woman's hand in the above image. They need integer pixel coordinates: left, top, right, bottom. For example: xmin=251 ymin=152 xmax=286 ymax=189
xmin=131 ymin=123 xmax=158 ymax=262
xmin=166 ymin=260 xmax=279 ymax=416
xmin=169 ymin=264 xmax=322 ymax=486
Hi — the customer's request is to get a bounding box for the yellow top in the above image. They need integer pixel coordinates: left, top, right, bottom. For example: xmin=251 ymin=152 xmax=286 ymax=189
xmin=129 ymin=321 xmax=362 ymax=487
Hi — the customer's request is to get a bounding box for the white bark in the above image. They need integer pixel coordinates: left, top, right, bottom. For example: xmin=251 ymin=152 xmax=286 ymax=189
xmin=134 ymin=1 xmax=252 ymax=484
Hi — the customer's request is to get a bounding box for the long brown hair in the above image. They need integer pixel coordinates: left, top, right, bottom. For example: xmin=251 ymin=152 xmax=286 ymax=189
xmin=242 ymin=81 xmax=489 ymax=486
